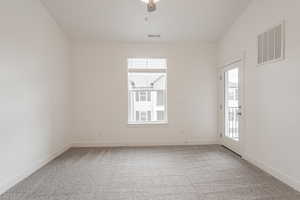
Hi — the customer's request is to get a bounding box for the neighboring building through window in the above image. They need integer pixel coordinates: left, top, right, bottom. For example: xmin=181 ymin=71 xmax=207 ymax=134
xmin=128 ymin=58 xmax=167 ymax=124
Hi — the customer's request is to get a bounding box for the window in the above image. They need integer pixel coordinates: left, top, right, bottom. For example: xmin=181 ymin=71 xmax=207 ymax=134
xmin=128 ymin=58 xmax=167 ymax=124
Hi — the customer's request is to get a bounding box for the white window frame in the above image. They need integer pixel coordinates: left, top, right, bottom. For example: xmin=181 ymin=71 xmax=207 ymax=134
xmin=127 ymin=58 xmax=168 ymax=125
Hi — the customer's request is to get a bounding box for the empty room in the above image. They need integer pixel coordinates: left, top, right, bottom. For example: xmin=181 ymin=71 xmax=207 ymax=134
xmin=1 ymin=0 xmax=300 ymax=199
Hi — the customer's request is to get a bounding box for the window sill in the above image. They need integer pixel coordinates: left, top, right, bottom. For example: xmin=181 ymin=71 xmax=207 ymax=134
xmin=127 ymin=121 xmax=168 ymax=126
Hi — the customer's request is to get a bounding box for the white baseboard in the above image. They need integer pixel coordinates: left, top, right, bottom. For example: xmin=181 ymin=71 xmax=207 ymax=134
xmin=71 ymin=140 xmax=219 ymax=148
xmin=243 ymin=154 xmax=300 ymax=192
xmin=0 ymin=144 xmax=72 ymax=196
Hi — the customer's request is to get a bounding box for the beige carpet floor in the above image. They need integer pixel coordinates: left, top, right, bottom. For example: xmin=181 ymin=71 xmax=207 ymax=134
xmin=1 ymin=145 xmax=300 ymax=200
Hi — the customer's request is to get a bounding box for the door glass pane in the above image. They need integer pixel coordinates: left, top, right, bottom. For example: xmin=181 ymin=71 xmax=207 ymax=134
xmin=224 ymin=68 xmax=239 ymax=141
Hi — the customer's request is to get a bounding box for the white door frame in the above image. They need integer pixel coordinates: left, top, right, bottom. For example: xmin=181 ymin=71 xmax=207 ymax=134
xmin=218 ymin=53 xmax=245 ymax=156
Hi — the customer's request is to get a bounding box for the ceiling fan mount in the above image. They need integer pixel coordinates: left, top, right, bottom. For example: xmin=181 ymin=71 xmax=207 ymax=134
xmin=147 ymin=0 xmax=156 ymax=12
xmin=140 ymin=0 xmax=160 ymax=12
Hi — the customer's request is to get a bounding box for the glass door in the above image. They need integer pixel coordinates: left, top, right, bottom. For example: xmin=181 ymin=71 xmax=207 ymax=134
xmin=224 ymin=67 xmax=240 ymax=141
xmin=220 ymin=60 xmax=243 ymax=155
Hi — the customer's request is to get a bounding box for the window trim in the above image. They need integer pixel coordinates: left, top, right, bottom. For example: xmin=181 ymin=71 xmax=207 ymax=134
xmin=127 ymin=58 xmax=168 ymax=125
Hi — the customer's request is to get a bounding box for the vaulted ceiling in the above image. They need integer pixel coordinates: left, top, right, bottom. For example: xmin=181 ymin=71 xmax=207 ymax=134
xmin=41 ymin=0 xmax=251 ymax=42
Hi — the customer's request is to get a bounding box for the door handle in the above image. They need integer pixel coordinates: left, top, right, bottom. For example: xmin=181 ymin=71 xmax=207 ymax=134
xmin=237 ymin=112 xmax=242 ymax=116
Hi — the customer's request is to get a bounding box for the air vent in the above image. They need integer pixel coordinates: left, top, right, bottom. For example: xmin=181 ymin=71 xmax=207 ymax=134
xmin=257 ymin=22 xmax=285 ymax=65
xmin=148 ymin=34 xmax=160 ymax=38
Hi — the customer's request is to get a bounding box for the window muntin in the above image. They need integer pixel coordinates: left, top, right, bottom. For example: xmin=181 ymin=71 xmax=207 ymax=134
xmin=128 ymin=58 xmax=167 ymax=124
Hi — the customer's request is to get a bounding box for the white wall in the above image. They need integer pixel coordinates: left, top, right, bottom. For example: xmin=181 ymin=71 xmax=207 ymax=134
xmin=218 ymin=0 xmax=300 ymax=191
xmin=71 ymin=42 xmax=218 ymax=146
xmin=0 ymin=0 xmax=71 ymax=194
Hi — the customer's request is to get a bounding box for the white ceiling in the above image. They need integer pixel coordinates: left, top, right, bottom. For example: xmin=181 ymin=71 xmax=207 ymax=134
xmin=41 ymin=0 xmax=251 ymax=42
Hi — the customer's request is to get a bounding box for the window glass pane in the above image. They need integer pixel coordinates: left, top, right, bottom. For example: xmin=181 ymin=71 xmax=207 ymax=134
xmin=147 ymin=59 xmax=167 ymax=69
xmin=128 ymin=58 xmax=148 ymax=69
xmin=128 ymin=58 xmax=167 ymax=69
xmin=128 ymin=58 xmax=167 ymax=124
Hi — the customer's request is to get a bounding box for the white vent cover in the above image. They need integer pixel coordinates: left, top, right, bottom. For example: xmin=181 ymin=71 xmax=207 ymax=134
xmin=257 ymin=22 xmax=285 ymax=65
